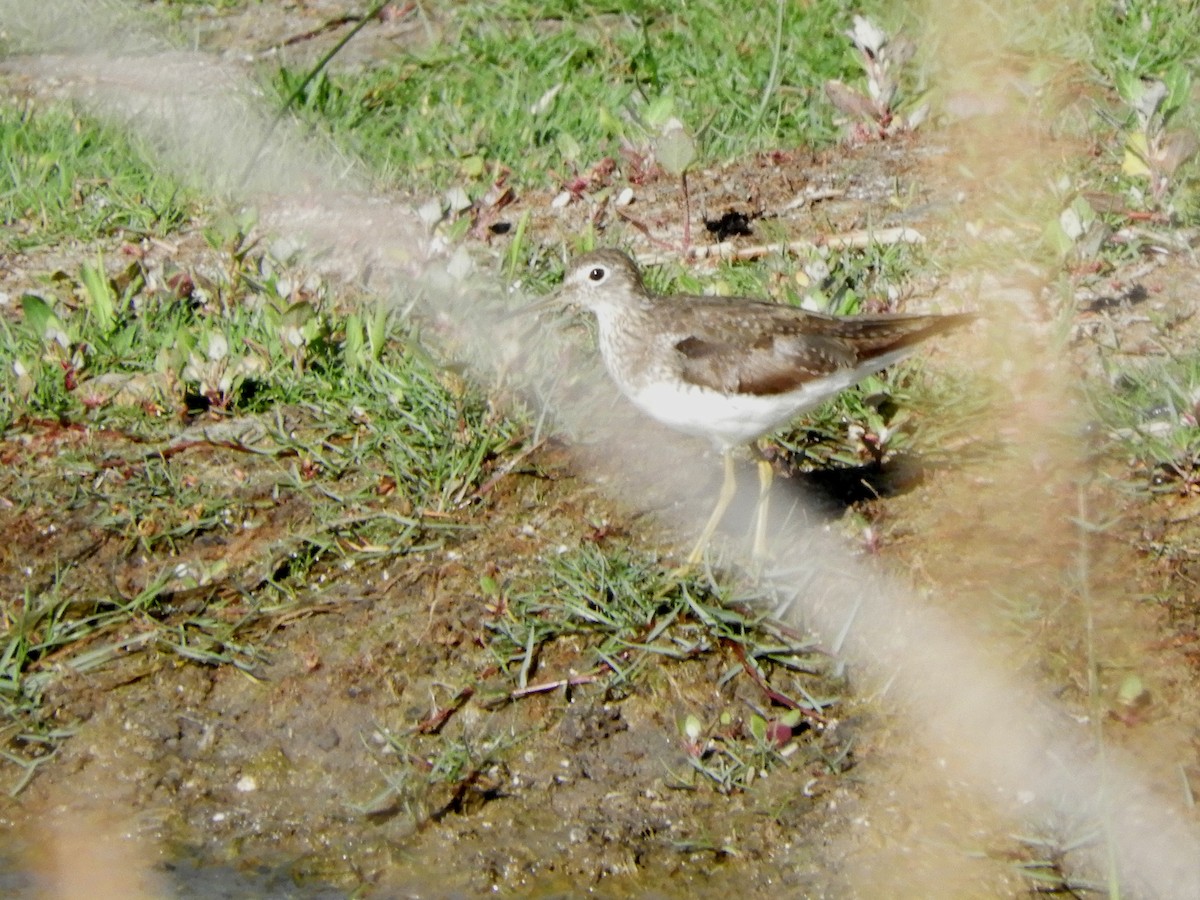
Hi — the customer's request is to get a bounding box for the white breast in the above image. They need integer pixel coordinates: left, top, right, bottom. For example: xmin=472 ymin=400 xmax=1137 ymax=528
xmin=625 ymin=379 xmax=825 ymax=448
xmin=620 ymin=342 xmax=918 ymax=449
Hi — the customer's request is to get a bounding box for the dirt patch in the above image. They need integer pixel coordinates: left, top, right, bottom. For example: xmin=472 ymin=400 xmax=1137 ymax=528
xmin=2 ymin=445 xmax=860 ymax=896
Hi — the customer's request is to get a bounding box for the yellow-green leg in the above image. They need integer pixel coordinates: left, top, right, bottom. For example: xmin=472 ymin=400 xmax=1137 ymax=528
xmin=686 ymin=449 xmax=738 ymax=566
xmin=752 ymin=457 xmax=773 ymax=562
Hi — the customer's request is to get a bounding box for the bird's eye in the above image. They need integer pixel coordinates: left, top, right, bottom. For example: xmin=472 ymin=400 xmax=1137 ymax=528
xmin=587 ymin=266 xmax=606 ymax=282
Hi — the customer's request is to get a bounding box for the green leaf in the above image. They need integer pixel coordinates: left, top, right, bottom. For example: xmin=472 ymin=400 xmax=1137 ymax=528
xmin=80 ymin=255 xmax=116 ymax=334
xmin=20 ymin=294 xmax=56 ymax=338
xmin=461 ymin=155 xmax=486 ymax=179
xmin=655 ymin=121 xmax=696 ymax=176
xmin=1042 ymin=216 xmax=1074 ymax=257
xmin=643 ymin=94 xmax=676 ymax=128
xmin=748 ymin=714 xmax=767 ymax=742
xmin=20 ymin=294 xmax=71 ymax=347
xmin=343 ymin=313 xmax=366 ymax=371
xmin=1059 ymin=195 xmax=1097 ymax=241
xmin=597 ymin=106 xmax=624 ymax=138
xmin=505 ymin=209 xmax=532 ymax=282
xmin=1124 ymin=130 xmax=1152 ymax=177
xmin=1113 ymin=69 xmax=1138 ymax=107
xmin=1162 ymin=65 xmax=1192 ymax=123
xmin=366 ymin=305 xmax=389 ymax=362
xmin=556 ymin=132 xmax=581 ymax=163
xmin=1117 ymin=674 xmax=1147 ymax=707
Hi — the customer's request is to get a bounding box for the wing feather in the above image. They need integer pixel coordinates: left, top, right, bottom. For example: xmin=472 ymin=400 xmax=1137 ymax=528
xmin=660 ymin=301 xmax=973 ymax=396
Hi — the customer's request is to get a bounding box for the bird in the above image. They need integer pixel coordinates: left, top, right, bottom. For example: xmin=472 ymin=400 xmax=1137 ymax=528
xmin=556 ymin=248 xmax=975 ymax=565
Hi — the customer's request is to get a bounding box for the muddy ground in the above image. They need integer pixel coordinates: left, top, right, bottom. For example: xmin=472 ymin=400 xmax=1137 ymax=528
xmin=3 ymin=3 xmax=1200 ymax=898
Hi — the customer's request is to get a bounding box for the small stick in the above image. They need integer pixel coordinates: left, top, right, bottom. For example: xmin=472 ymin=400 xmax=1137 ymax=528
xmin=415 ymin=686 xmax=475 ymax=734
xmin=634 ymin=226 xmax=925 ymax=268
xmin=510 ymin=672 xmax=601 ymax=699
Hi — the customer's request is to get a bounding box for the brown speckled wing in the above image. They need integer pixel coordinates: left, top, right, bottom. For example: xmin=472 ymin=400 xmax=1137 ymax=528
xmin=674 ymin=330 xmax=856 ymax=394
xmin=670 ymin=303 xmax=974 ymax=397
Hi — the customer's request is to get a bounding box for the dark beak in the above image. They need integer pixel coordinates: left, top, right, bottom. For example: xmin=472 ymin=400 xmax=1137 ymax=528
xmin=501 ymin=286 xmax=566 ymax=322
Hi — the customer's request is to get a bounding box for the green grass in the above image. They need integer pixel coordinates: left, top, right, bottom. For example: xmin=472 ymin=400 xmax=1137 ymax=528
xmin=1072 ymin=0 xmax=1200 ymax=223
xmin=4 ymin=220 xmax=521 ymax=507
xmin=0 ymin=98 xmax=198 ymax=252
xmin=1088 ymin=0 xmax=1200 ymax=85
xmin=0 ymin=188 xmax=526 ymax=783
xmin=4 ymin=239 xmax=524 ymax=508
xmin=1091 ymin=351 xmax=1200 ymax=494
xmin=275 ymin=0 xmax=872 ymax=193
xmin=347 ymin=536 xmax=847 ymax=814
xmin=482 ymin=542 xmax=842 ymax=792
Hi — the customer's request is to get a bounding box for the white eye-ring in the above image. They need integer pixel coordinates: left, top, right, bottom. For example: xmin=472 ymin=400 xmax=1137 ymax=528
xmin=587 ymin=266 xmax=607 ymax=283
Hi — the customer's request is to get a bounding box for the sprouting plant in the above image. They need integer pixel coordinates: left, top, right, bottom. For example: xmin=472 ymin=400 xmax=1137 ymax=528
xmin=825 ymin=15 xmax=922 ymax=141
xmin=614 ymin=93 xmax=702 ymax=251
xmin=647 ymin=100 xmax=698 ymax=250
xmin=1116 ymin=66 xmax=1198 ymax=208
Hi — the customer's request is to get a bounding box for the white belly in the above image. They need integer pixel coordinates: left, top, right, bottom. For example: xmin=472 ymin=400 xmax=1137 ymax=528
xmin=627 ymin=379 xmax=834 ymax=449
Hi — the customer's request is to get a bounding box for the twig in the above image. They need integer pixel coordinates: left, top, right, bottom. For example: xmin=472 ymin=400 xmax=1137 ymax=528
xmin=238 ymin=0 xmax=400 ymax=190
xmin=634 ymin=226 xmax=925 ymax=268
xmin=509 ymin=672 xmax=601 ymax=699
xmin=272 ymin=16 xmax=361 ymax=51
xmin=614 ymin=207 xmax=679 ymax=250
xmin=727 ymin=640 xmax=828 ymax=724
xmin=415 ymin=686 xmax=475 ymax=734
xmin=466 ymin=437 xmax=546 ymax=502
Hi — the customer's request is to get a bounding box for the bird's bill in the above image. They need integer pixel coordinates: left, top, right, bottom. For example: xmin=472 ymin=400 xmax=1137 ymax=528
xmin=501 ymin=287 xmax=565 ymax=322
